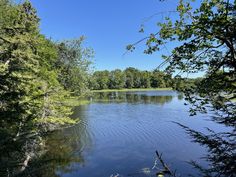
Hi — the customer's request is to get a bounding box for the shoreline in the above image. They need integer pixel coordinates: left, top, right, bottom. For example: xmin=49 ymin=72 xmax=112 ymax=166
xmin=91 ymin=88 xmax=173 ymax=93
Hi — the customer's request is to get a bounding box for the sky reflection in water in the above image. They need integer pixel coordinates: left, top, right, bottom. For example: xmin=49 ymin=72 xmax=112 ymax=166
xmin=32 ymin=91 xmax=224 ymax=177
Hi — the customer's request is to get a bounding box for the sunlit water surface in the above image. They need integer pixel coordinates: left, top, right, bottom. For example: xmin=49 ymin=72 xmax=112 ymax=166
xmin=37 ymin=91 xmax=226 ymax=177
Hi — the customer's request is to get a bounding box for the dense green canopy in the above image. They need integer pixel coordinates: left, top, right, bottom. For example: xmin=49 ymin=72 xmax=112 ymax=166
xmin=90 ymin=67 xmax=179 ymax=90
xmin=0 ymin=1 xmax=93 ymax=176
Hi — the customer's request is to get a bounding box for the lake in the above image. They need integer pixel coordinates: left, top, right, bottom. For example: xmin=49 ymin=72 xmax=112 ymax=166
xmin=35 ymin=90 xmax=224 ymax=177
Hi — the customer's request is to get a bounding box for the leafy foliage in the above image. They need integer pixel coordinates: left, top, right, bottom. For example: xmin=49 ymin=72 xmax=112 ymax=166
xmin=0 ymin=1 xmax=92 ymax=176
xmin=90 ymin=67 xmax=175 ymax=90
xmin=56 ymin=37 xmax=94 ymax=96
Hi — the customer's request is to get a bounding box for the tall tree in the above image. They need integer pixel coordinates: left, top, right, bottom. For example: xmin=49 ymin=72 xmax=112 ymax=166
xmin=126 ymin=67 xmax=142 ymax=88
xmin=124 ymin=68 xmax=134 ymax=88
xmin=109 ymin=69 xmax=125 ymax=89
xmin=56 ymin=37 xmax=94 ymax=96
xmin=140 ymin=71 xmax=151 ymax=88
xmin=150 ymin=69 xmax=166 ymax=88
xmin=0 ymin=1 xmax=76 ymax=175
xmin=92 ymin=70 xmax=110 ymax=90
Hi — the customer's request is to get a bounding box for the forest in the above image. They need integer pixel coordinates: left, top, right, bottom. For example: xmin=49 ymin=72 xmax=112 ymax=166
xmin=0 ymin=0 xmax=235 ymax=177
xmin=90 ymin=68 xmax=195 ymax=90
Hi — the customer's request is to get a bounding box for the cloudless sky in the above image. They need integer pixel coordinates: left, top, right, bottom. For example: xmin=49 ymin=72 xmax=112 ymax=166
xmin=28 ymin=0 xmax=180 ymax=71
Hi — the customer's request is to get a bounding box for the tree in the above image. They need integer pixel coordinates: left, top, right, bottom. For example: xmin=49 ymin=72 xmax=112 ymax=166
xmin=150 ymin=69 xmax=166 ymax=88
xmin=129 ymin=67 xmax=142 ymax=88
xmin=109 ymin=69 xmax=125 ymax=89
xmin=0 ymin=1 xmax=76 ymax=175
xmin=172 ymin=75 xmax=185 ymax=90
xmin=92 ymin=70 xmax=110 ymax=90
xmin=128 ymin=0 xmax=236 ymax=176
xmin=140 ymin=71 xmax=151 ymax=88
xmin=56 ymin=37 xmax=93 ymax=96
xmin=124 ymin=68 xmax=134 ymax=88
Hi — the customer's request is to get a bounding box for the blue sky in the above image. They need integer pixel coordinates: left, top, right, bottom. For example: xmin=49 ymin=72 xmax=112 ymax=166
xmin=29 ymin=0 xmax=180 ymax=71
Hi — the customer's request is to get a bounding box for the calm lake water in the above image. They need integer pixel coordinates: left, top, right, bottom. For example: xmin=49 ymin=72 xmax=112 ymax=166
xmin=37 ymin=91 xmax=225 ymax=177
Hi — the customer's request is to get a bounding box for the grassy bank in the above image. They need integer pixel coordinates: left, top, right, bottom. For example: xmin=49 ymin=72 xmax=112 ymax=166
xmin=91 ymin=88 xmax=172 ymax=93
xmin=64 ymin=97 xmax=90 ymax=107
xmin=63 ymin=88 xmax=173 ymax=106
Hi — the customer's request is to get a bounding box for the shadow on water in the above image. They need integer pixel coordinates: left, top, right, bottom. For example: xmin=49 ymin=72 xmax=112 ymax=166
xmin=19 ymin=132 xmax=85 ymax=177
xmin=15 ymin=106 xmax=93 ymax=177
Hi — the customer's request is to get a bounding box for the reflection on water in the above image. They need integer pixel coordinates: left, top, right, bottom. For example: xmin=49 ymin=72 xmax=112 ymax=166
xmin=21 ymin=91 xmax=222 ymax=177
xmin=91 ymin=91 xmax=177 ymax=105
xmin=18 ymin=106 xmax=93 ymax=177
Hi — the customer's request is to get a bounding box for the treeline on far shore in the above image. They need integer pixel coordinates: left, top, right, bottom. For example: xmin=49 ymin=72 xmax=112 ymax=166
xmin=89 ymin=67 xmax=200 ymax=90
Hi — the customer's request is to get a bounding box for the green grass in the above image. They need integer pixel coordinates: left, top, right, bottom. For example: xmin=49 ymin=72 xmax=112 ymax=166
xmin=63 ymin=88 xmax=173 ymax=106
xmin=91 ymin=88 xmax=172 ymax=93
xmin=64 ymin=97 xmax=90 ymax=107
xmin=231 ymin=98 xmax=236 ymax=102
